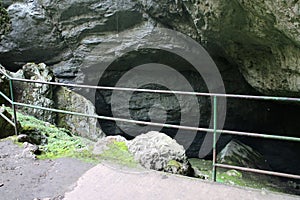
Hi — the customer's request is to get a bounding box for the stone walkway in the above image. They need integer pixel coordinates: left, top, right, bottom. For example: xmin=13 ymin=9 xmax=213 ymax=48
xmin=64 ymin=163 xmax=300 ymax=200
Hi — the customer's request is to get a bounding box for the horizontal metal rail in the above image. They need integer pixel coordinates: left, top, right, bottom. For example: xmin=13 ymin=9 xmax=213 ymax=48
xmin=215 ymin=164 xmax=300 ymax=180
xmin=0 ymin=91 xmax=13 ymax=104
xmin=2 ymin=75 xmax=299 ymax=103
xmin=218 ymin=129 xmax=300 ymax=142
xmin=13 ymin=101 xmax=300 ymax=143
xmin=1 ymin=67 xmax=300 ymax=183
xmin=0 ymin=110 xmax=15 ymax=127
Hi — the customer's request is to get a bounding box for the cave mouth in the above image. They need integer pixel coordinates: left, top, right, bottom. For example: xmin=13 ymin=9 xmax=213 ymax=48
xmin=92 ymin=48 xmax=300 ymax=178
xmin=94 ymin=48 xmax=211 ymax=150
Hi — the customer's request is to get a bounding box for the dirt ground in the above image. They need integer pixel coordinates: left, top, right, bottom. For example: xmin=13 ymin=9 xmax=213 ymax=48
xmin=0 ymin=140 xmax=94 ymax=200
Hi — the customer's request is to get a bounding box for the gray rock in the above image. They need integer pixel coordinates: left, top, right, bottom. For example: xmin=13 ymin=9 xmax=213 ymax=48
xmin=3 ymin=63 xmax=104 ymax=140
xmin=17 ymin=134 xmax=30 ymax=143
xmin=54 ymin=86 xmax=104 ymax=141
xmin=0 ymin=106 xmax=20 ymax=138
xmin=127 ymin=131 xmax=194 ymax=176
xmin=1 ymin=0 xmax=299 ymax=96
xmin=20 ymin=127 xmax=48 ymax=145
xmin=21 ymin=142 xmax=39 ymax=158
xmin=217 ymin=139 xmax=271 ymax=170
xmin=0 ymin=4 xmax=10 ymax=40
xmin=0 ymin=0 xmax=64 ymax=70
xmin=181 ymin=0 xmax=300 ymax=96
xmin=10 ymin=63 xmax=56 ymax=124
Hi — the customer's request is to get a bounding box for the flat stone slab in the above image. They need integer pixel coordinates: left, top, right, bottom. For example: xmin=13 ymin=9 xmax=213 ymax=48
xmin=64 ymin=163 xmax=300 ymax=200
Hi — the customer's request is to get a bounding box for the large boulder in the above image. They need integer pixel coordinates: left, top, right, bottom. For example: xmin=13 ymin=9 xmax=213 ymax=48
xmin=217 ymin=139 xmax=271 ymax=170
xmin=127 ymin=131 xmax=194 ymax=176
xmin=54 ymin=86 xmax=104 ymax=141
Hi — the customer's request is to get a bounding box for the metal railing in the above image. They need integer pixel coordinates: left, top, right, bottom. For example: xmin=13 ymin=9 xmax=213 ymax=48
xmin=1 ymin=67 xmax=300 ymax=181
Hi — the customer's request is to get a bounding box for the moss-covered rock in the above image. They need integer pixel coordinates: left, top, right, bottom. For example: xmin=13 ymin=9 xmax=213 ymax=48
xmin=189 ymin=158 xmax=298 ymax=195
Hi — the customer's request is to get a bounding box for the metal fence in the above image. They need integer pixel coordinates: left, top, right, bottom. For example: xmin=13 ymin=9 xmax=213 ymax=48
xmin=1 ymin=67 xmax=300 ymax=181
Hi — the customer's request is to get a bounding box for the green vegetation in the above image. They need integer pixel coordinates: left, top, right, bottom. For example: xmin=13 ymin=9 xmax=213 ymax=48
xmin=100 ymin=141 xmax=139 ymax=168
xmin=4 ymin=107 xmax=98 ymax=162
xmin=189 ymin=158 xmax=287 ymax=193
xmin=4 ymin=107 xmax=139 ymax=166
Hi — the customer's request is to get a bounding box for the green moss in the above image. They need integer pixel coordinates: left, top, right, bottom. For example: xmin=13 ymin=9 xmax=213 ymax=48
xmin=3 ymin=107 xmax=140 ymax=167
xmin=4 ymin=107 xmax=98 ymax=162
xmin=100 ymin=141 xmax=138 ymax=168
xmin=189 ymin=158 xmax=286 ymax=193
xmin=167 ymin=160 xmax=181 ymax=168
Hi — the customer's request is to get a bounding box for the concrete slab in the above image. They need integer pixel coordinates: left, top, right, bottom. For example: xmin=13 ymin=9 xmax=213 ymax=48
xmin=64 ymin=163 xmax=300 ymax=200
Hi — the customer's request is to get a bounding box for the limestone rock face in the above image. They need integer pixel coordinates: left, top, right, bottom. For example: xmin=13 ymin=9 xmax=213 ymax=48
xmin=1 ymin=0 xmax=300 ymax=95
xmin=0 ymin=65 xmax=10 ymax=105
xmin=0 ymin=0 xmax=64 ymax=69
xmin=127 ymin=131 xmax=194 ymax=176
xmin=0 ymin=3 xmax=11 ymax=41
xmin=182 ymin=0 xmax=300 ymax=96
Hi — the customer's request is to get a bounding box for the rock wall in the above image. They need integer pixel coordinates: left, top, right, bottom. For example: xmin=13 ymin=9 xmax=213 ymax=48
xmin=0 ymin=0 xmax=299 ymax=157
xmin=1 ymin=0 xmax=299 ymax=95
xmin=183 ymin=0 xmax=300 ymax=96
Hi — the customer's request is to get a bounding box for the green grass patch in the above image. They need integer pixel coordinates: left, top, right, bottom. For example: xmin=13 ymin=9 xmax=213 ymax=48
xmin=100 ymin=141 xmax=138 ymax=168
xmin=5 ymin=107 xmax=99 ymax=162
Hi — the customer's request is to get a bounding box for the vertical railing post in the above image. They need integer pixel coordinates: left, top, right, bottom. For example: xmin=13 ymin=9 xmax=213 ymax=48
xmin=9 ymin=79 xmax=18 ymax=135
xmin=212 ymin=95 xmax=218 ymax=182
